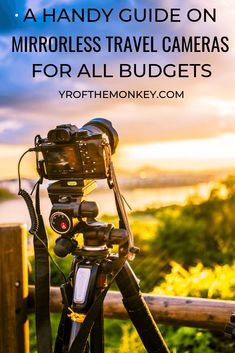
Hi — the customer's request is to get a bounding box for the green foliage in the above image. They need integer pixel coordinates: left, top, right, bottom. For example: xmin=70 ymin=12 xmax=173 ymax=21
xmin=168 ymin=327 xmax=217 ymax=353
xmin=118 ymin=323 xmax=145 ymax=353
xmin=150 ymin=260 xmax=235 ymax=353
xmin=105 ymin=177 xmax=235 ymax=352
xmin=127 ymin=177 xmax=235 ymax=289
xmin=152 ymin=195 xmax=235 ymax=268
xmin=28 ymin=226 xmax=73 ymax=286
xmin=110 ymin=322 xmax=235 ymax=353
xmin=117 ymin=259 xmax=235 ymax=353
xmin=29 ymin=313 xmax=61 ymax=353
xmin=153 ymin=261 xmax=235 ymax=299
xmin=160 ymin=326 xmax=233 ymax=353
xmin=28 ymin=176 xmax=235 ymax=352
xmin=104 ymin=320 xmax=127 ymax=352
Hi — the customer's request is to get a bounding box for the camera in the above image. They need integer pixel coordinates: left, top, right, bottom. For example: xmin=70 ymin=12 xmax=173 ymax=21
xmin=36 ymin=118 xmax=119 ymax=180
xmin=31 ymin=118 xmax=130 ymax=257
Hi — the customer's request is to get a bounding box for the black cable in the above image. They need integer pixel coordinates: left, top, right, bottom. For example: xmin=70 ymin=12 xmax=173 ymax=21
xmin=18 ymin=149 xmax=39 ymax=233
xmin=33 ymin=230 xmax=67 ymax=283
xmin=18 ymin=188 xmax=39 ymax=233
xmin=31 ymin=179 xmax=40 ymax=195
xmin=17 ymin=149 xmax=31 ymax=191
xmin=18 ymin=148 xmax=67 ymax=282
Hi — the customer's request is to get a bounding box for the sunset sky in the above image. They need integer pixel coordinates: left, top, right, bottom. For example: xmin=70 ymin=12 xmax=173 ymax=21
xmin=0 ymin=0 xmax=235 ymax=178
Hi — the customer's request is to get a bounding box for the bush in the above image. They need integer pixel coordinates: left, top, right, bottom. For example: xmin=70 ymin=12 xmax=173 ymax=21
xmin=153 ymin=261 xmax=235 ymax=299
xmin=116 ymin=261 xmax=235 ymax=353
xmin=28 ymin=177 xmax=235 ymax=352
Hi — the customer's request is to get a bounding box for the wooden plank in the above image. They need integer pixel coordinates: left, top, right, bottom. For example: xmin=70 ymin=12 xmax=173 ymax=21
xmin=0 ymin=224 xmax=29 ymax=353
xmin=28 ymin=285 xmax=235 ymax=331
xmin=104 ymin=292 xmax=235 ymax=331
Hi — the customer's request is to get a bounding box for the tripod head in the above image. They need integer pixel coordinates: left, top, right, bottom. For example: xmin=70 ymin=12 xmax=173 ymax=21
xmin=49 ymin=179 xmax=128 ymax=258
xmin=48 ymin=179 xmax=97 ymax=235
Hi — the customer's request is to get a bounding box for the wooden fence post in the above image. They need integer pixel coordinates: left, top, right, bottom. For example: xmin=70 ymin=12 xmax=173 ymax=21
xmin=0 ymin=224 xmax=29 ymax=353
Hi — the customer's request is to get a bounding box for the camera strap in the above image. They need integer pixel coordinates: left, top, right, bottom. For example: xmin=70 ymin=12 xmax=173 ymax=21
xmin=109 ymin=161 xmax=136 ymax=260
xmin=33 ymin=181 xmax=53 ymax=353
xmin=18 ymin=151 xmax=52 ymax=352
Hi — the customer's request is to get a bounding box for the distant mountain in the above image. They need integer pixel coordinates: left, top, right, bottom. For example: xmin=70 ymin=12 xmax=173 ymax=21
xmin=0 ymin=167 xmax=233 ymax=194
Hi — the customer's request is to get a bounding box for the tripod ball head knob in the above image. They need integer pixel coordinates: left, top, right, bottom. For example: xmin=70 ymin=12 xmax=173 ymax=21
xmin=79 ymin=201 xmax=99 ymax=219
xmin=54 ymin=236 xmax=77 ymax=257
xmin=109 ymin=228 xmax=128 ymax=244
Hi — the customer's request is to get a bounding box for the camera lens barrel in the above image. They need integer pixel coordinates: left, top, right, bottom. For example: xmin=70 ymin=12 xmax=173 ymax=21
xmin=82 ymin=118 xmax=119 ymax=154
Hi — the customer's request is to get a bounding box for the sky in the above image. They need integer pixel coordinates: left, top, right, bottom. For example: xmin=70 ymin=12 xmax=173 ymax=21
xmin=0 ymin=0 xmax=235 ymax=178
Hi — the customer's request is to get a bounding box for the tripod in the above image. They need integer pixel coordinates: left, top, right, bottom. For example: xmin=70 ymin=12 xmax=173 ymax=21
xmin=18 ymin=118 xmax=170 ymax=353
xmin=52 ymin=200 xmax=170 ymax=353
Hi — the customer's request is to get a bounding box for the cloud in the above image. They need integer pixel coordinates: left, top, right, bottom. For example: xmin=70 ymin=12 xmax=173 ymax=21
xmin=26 ymin=0 xmax=74 ymax=14
xmin=0 ymin=37 xmax=12 ymax=61
xmin=0 ymin=119 xmax=22 ymax=134
xmin=0 ymin=0 xmax=234 ymax=148
xmin=0 ymin=108 xmax=45 ymax=144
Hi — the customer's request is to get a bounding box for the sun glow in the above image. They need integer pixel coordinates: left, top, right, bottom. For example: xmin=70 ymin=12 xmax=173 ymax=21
xmin=118 ymin=133 xmax=235 ymax=171
xmin=1 ymin=133 xmax=235 ymax=179
xmin=0 ymin=145 xmax=36 ymax=179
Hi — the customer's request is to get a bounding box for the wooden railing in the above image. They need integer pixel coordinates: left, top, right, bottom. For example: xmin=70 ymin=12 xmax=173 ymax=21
xmin=1 ymin=224 xmax=235 ymax=353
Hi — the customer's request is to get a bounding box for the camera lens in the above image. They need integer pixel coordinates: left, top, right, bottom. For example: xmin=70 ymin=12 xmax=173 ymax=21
xmin=82 ymin=118 xmax=119 ymax=154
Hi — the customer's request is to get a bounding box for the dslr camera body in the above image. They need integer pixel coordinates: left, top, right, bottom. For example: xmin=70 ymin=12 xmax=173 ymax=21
xmin=35 ymin=118 xmax=119 ymax=242
xmin=37 ymin=118 xmax=118 ymax=181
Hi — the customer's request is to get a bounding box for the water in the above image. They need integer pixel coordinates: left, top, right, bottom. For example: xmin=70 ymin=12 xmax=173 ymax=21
xmin=0 ymin=183 xmax=212 ymax=228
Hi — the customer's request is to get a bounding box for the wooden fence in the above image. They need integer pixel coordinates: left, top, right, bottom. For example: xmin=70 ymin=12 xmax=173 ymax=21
xmin=1 ymin=224 xmax=235 ymax=353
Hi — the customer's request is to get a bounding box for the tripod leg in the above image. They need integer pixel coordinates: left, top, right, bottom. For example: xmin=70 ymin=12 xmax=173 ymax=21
xmin=115 ymin=262 xmax=170 ymax=353
xmin=90 ymin=306 xmax=104 ymax=353
xmin=68 ymin=261 xmax=106 ymax=353
xmin=90 ymin=271 xmax=107 ymax=353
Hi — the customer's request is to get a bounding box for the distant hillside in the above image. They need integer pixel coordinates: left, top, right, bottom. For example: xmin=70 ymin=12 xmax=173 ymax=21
xmin=0 ymin=187 xmax=16 ymax=202
xmin=0 ymin=167 xmax=232 ymax=195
